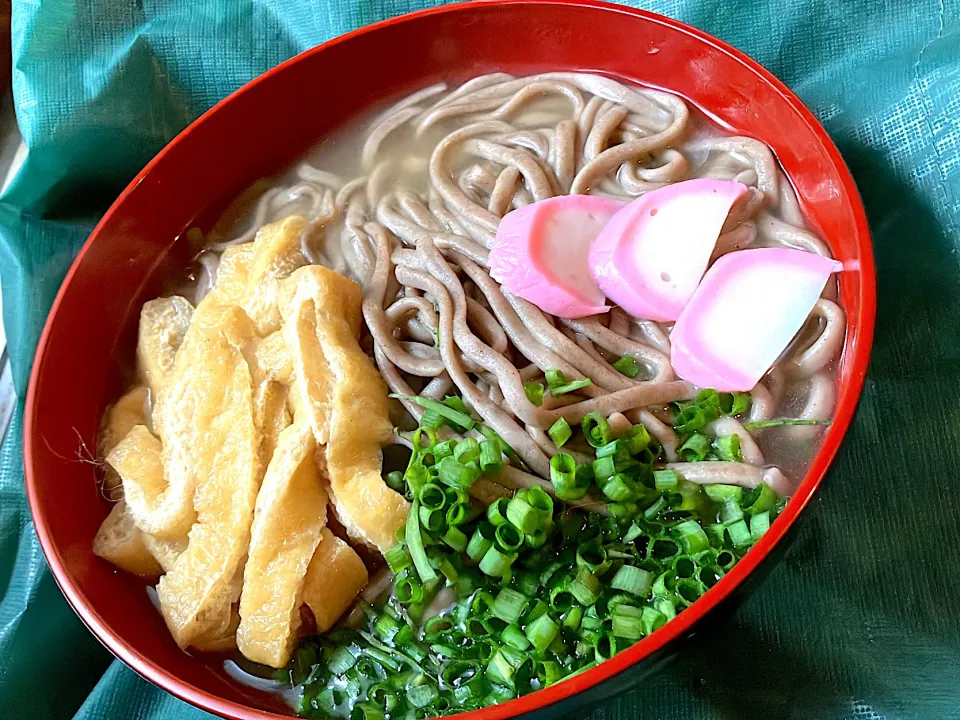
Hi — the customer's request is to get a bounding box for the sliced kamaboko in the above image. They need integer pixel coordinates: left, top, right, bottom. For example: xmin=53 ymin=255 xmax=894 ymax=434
xmin=489 ymin=195 xmax=622 ymax=318
xmin=671 ymin=248 xmax=843 ymax=392
xmin=588 ymin=179 xmax=749 ymax=321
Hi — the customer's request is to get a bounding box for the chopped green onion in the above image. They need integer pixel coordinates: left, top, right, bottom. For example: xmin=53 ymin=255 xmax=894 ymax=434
xmin=743 ymin=418 xmax=832 ymax=430
xmin=595 ymin=439 xmax=625 ymax=459
xmin=539 ymin=660 xmax=563 ymax=687
xmin=592 ymin=455 xmax=617 ymax=483
xmin=600 ymin=473 xmax=638 ymax=502
xmin=696 ymin=389 xmax=721 ymax=420
xmin=487 ymin=497 xmax=510 ymax=526
xmin=420 ymin=407 xmax=444 ymax=430
xmin=562 ymin=606 xmax=583 ymax=631
xmin=653 ymin=469 xmax=679 ymax=492
xmin=479 ymin=439 xmax=503 ymax=472
xmin=679 ymin=433 xmax=711 ymax=462
xmin=476 ymin=424 xmax=528 ymax=470
xmin=437 ymin=456 xmax=480 ymax=489
xmin=576 ymin=542 xmax=608 ymax=573
xmin=750 ymin=511 xmax=771 ymax=541
xmin=419 ymin=482 xmax=446 ymax=510
xmin=623 ymin=522 xmax=643 ymax=543
xmin=610 ymin=565 xmax=654 ymax=597
xmin=674 ymin=405 xmax=706 ymax=434
xmin=492 ymin=588 xmax=528 ymax=624
xmin=545 ymin=369 xmax=565 ymax=388
xmin=495 ymin=523 xmax=523 ymax=552
xmin=479 ymin=546 xmax=516 ymax=577
xmin=403 ymin=461 xmax=430 ymax=497
xmin=581 ymin=412 xmax=612 ymax=448
xmin=515 ymin=571 xmax=540 ymax=598
xmin=467 ymin=524 xmax=495 ymax=562
xmin=719 ymin=391 xmax=752 ymax=416
xmin=454 ymin=437 xmax=480 ymax=464
xmin=640 ymin=606 xmax=667 ymax=635
xmin=742 ymin=483 xmax=778 ymax=516
xmin=445 ymin=501 xmax=468 ymax=527
xmin=611 ymin=612 xmax=644 ymax=640
xmin=395 ymin=573 xmax=423 ymax=605
xmin=524 ymin=381 xmax=545 ymax=407
xmin=443 ymin=394 xmax=471 ymax=416
xmin=506 ymin=495 xmax=542 ymax=535
xmin=391 ymin=394 xmax=475 ymax=431
xmin=569 ymin=566 xmax=601 ymax=605
xmin=407 ymin=683 xmax=439 ymax=709
xmin=546 ymin=369 xmax=592 ymax=396
xmin=704 ymin=484 xmax=743 ymax=504
xmin=726 ymin=518 xmax=753 ymax=548
xmin=674 ymin=519 xmax=711 ymax=554
xmin=412 ymin=426 xmax=438 ymax=453
xmin=384 ymin=545 xmax=412 ymax=574
xmin=437 ymin=557 xmax=459 ymax=584
xmin=442 ymin=526 xmax=468 ymax=553
xmin=418 ymin=504 xmax=445 ymax=533
xmin=713 ymin=434 xmax=743 ymax=462
xmin=612 ymin=355 xmax=640 ymax=378
xmin=385 ymin=470 xmax=405 ymax=493
xmin=502 ymin=623 xmax=531 ymax=651
xmin=643 ymin=496 xmax=668 ymax=519
xmin=548 ymin=417 xmax=573 ymax=447
xmin=525 ymin=528 xmax=549 ymax=548
xmin=328 ymin=645 xmax=358 ymax=674
xmin=486 ymin=649 xmax=517 ymax=687
xmin=594 ymin=634 xmax=617 ymax=662
xmin=524 ymin=613 xmax=559 ymax=654
xmin=433 ymin=439 xmax=457 ymax=460
xmin=549 ymin=453 xmax=585 ymax=501
xmin=405 ymin=501 xmax=437 ymax=584
xmin=622 ymin=424 xmax=651 ymax=455
xmin=608 ymin=501 xmax=638 ymax=519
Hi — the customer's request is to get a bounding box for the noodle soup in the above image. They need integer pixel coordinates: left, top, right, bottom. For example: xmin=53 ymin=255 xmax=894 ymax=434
xmin=93 ymin=73 xmax=844 ymax=718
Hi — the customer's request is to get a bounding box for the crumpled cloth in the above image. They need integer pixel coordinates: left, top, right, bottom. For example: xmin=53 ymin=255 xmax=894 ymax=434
xmin=1 ymin=1 xmax=958 ymax=718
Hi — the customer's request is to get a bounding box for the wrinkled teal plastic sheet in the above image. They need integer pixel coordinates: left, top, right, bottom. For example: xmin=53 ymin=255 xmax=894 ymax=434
xmin=1 ymin=1 xmax=958 ymax=718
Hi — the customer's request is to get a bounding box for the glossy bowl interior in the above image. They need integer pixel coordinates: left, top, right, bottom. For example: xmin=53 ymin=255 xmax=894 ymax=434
xmin=24 ymin=1 xmax=875 ymax=719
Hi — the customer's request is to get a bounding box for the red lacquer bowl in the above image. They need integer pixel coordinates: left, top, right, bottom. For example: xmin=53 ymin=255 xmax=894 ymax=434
xmin=24 ymin=2 xmax=875 ymax=719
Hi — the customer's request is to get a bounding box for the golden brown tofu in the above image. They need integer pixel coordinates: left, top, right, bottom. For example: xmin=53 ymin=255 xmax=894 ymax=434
xmin=280 ymin=266 xmax=409 ymax=553
xmin=92 ymin=500 xmax=163 ymax=578
xmin=301 ymin=528 xmax=369 ymax=633
xmin=152 ymin=305 xmax=262 ymax=650
xmin=97 ymin=386 xmax=150 ymax=497
xmin=137 ymin=296 xmax=194 ymax=414
xmin=200 ymin=216 xmax=308 ymax=336
xmin=237 ymin=422 xmax=328 ymax=668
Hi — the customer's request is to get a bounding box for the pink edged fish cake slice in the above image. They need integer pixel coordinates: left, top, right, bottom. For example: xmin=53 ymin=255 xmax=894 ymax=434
xmin=671 ymin=247 xmax=843 ymax=392
xmin=588 ymin=179 xmax=749 ymax=322
xmin=490 ymin=195 xmax=622 ymax=318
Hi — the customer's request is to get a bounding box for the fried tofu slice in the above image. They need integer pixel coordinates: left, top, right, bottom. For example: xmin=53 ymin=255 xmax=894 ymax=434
xmin=201 ymin=216 xmax=308 ymax=336
xmin=255 ymin=380 xmax=292 ymax=470
xmin=155 ymin=306 xmax=262 ymax=649
xmin=255 ymin=330 xmax=293 ymax=384
xmin=302 ymin=528 xmax=369 ymax=633
xmin=141 ymin=533 xmax=188 ymax=574
xmin=237 ymin=422 xmax=328 ymax=667
xmin=280 ymin=266 xmax=409 ymax=553
xmin=93 ymin=500 xmax=163 ymax=577
xmin=98 ymin=386 xmax=150 ymax=497
xmin=120 ymin=305 xmax=258 ymax=540
xmin=137 ymin=296 xmax=194 ymax=413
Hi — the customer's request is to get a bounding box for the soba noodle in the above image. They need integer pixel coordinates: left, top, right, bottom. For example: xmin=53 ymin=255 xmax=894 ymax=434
xmin=193 ymin=72 xmax=843 ymax=487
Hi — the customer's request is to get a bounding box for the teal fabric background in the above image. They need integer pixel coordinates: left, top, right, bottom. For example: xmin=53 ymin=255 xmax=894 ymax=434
xmin=1 ymin=1 xmax=959 ymax=718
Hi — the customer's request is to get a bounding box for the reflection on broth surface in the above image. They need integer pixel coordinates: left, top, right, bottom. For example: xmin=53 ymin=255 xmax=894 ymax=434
xmin=95 ymin=73 xmax=844 ymax=719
